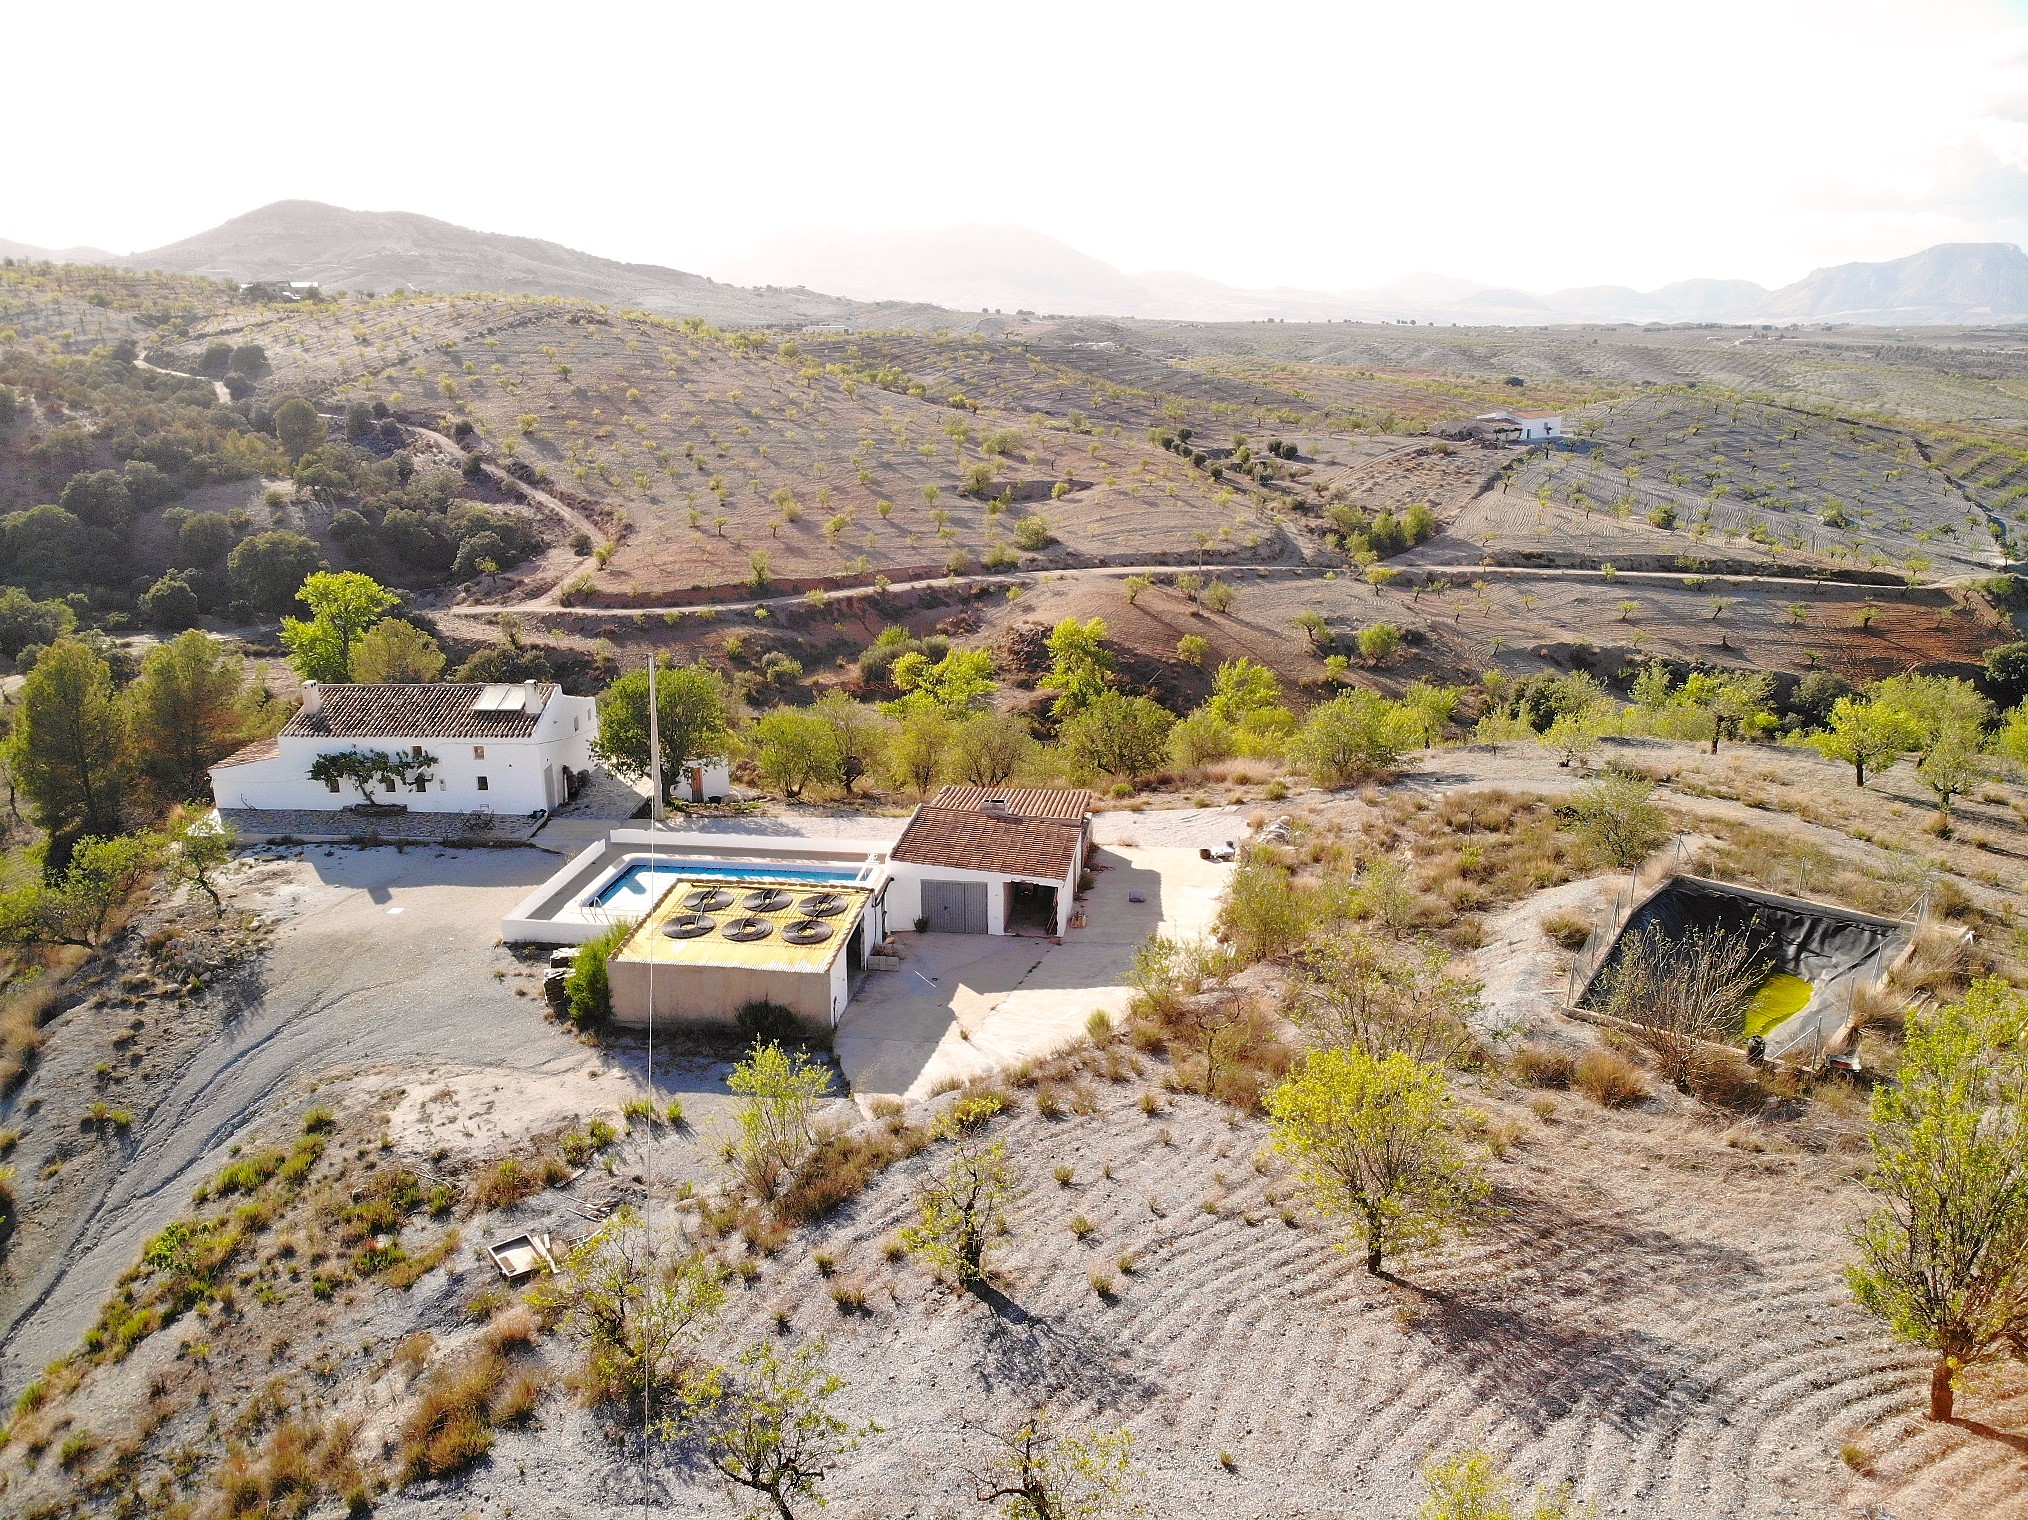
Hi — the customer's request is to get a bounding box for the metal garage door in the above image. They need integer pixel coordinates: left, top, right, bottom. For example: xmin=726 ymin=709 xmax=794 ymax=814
xmin=922 ymin=878 xmax=989 ymax=934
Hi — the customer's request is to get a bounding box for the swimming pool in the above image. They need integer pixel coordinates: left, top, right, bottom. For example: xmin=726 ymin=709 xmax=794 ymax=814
xmin=590 ymin=859 xmax=866 ymax=909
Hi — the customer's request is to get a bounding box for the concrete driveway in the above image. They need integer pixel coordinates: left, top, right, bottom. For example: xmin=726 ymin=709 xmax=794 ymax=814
xmin=833 ymin=845 xmax=1231 ymax=1103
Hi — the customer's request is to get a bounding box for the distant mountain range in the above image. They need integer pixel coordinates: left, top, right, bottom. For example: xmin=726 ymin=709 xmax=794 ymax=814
xmin=731 ymin=226 xmax=2028 ymax=326
xmin=5 ymin=201 xmax=2026 ymax=328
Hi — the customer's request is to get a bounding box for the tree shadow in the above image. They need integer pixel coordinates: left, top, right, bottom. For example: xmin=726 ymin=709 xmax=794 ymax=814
xmin=1393 ymin=1181 xmax=1766 ymax=1438
xmin=971 ymin=1280 xmax=1161 ymax=1411
xmin=1951 ymin=1417 xmax=2028 ymax=1456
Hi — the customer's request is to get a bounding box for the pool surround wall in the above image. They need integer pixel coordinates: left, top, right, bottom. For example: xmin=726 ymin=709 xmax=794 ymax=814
xmin=501 ymin=828 xmax=892 ymax=944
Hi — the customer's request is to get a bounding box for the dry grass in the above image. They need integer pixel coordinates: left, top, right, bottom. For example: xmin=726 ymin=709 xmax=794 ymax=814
xmin=1573 ymin=1049 xmax=1649 ymax=1108
xmin=0 ymin=981 xmax=58 ymax=1092
xmin=1540 ymin=910 xmax=1592 ymax=950
xmin=400 ymin=1347 xmax=534 ymax=1483
xmin=774 ymin=1117 xmax=933 ymax=1226
xmin=1511 ymin=1043 xmax=1577 ymax=1088
xmin=471 ymin=1155 xmax=571 ymax=1213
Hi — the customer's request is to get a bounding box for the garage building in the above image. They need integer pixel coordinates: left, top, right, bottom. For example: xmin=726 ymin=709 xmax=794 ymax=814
xmin=885 ymin=787 xmax=1092 ymax=938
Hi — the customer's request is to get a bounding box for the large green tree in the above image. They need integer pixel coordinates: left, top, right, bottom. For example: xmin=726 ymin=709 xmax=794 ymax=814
xmin=1039 ymin=617 xmax=1116 ymax=718
xmin=281 ymin=572 xmax=401 ymax=682
xmin=749 ymin=709 xmax=840 ymax=800
xmin=6 ymin=637 xmax=128 ymax=837
xmin=593 ymin=659 xmax=734 ymax=798
xmin=228 ymin=531 xmax=324 ymax=617
xmin=273 ymin=396 xmax=323 ymax=461
xmin=1810 ymin=695 xmax=1924 ymax=788
xmin=126 ymin=629 xmax=272 ymax=801
xmin=1057 ymin=691 xmax=1173 ymax=783
xmin=1849 ymin=980 xmax=2028 ymax=1422
xmin=348 ymin=617 xmax=445 ymax=683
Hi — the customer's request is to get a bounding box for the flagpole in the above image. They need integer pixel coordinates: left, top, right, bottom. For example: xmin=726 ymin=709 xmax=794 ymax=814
xmin=641 ymin=654 xmax=659 ymax=1481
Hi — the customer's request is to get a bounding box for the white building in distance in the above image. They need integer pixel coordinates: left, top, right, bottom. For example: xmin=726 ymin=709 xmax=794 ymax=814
xmin=210 ymin=681 xmax=598 ymax=816
xmin=1473 ymin=408 xmax=1564 ymax=442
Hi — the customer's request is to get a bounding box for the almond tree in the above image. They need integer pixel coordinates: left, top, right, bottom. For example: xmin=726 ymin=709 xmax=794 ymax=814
xmin=1266 ymin=1046 xmax=1487 ymax=1275
xmin=970 ymin=1407 xmax=1141 ymax=1520
xmin=902 ymin=1138 xmax=1014 ymax=1287
xmin=1848 ymin=980 xmax=2028 ymax=1421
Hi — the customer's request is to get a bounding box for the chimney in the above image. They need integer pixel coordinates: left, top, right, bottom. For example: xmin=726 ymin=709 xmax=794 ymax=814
xmin=299 ymin=680 xmax=321 ymax=717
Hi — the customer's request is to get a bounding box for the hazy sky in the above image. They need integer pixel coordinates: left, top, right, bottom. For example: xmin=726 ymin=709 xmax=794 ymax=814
xmin=11 ymin=0 xmax=2028 ymax=293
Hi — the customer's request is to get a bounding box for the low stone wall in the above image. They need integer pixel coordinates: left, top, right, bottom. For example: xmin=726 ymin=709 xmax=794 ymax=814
xmin=220 ymin=807 xmax=546 ymax=846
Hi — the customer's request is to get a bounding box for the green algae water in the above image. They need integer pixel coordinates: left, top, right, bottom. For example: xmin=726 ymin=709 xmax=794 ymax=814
xmin=1743 ymin=973 xmax=1813 ymax=1038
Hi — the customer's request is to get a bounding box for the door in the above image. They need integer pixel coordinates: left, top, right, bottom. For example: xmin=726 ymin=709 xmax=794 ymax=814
xmin=922 ymin=878 xmax=989 ymax=933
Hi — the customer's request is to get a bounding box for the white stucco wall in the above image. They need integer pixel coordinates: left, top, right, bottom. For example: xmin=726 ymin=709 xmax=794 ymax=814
xmin=886 ymin=858 xmax=1080 ymax=936
xmin=211 ymin=693 xmax=598 ymax=814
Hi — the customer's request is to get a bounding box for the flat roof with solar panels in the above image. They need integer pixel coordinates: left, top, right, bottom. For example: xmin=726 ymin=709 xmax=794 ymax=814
xmin=616 ymin=877 xmax=872 ymax=974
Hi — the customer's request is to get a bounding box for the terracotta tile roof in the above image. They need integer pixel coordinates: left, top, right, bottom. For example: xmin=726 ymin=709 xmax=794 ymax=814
xmin=928 ymin=786 xmax=1093 ymax=820
xmin=894 ymin=804 xmax=1083 ymax=881
xmin=212 ymin=737 xmax=280 ymax=768
xmin=282 ymin=683 xmax=560 ymax=740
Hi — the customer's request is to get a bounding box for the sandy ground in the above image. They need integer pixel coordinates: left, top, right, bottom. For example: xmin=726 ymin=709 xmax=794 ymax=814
xmin=835 ymin=846 xmax=1232 ymax=1103
xmin=0 ymin=845 xmax=583 ymax=1385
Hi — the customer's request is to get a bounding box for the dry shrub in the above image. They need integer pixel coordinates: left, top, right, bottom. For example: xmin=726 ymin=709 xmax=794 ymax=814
xmin=775 ymin=1121 xmax=931 ymax=1226
xmin=1511 ymin=1043 xmax=1575 ymax=1088
xmin=1894 ymin=928 xmax=1973 ymax=1004
xmin=1573 ymin=1049 xmax=1648 ymax=1108
xmin=486 ymin=1304 xmax=539 ymax=1353
xmin=1686 ymin=1048 xmax=1772 ymax=1113
xmin=471 ymin=1156 xmax=568 ymax=1213
xmin=401 ymin=1350 xmax=507 ymax=1482
xmin=0 ymin=984 xmax=55 ymax=1093
xmin=1849 ymin=981 xmax=1906 ymax=1035
xmin=1540 ymin=910 xmax=1592 ymax=951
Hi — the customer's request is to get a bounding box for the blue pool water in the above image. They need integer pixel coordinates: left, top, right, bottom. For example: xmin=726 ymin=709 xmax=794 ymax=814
xmin=592 ymin=859 xmax=863 ymax=908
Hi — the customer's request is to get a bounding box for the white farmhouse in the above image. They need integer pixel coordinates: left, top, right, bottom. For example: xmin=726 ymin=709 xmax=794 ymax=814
xmin=209 ymin=681 xmax=598 ymax=816
xmin=1473 ymin=408 xmax=1564 ymax=442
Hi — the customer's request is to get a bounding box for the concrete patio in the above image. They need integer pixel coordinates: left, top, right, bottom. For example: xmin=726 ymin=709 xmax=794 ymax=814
xmin=832 ymin=844 xmax=1231 ymax=1104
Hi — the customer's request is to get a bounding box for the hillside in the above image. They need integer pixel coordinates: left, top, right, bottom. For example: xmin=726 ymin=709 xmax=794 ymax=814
xmin=120 ymin=201 xmax=960 ymax=329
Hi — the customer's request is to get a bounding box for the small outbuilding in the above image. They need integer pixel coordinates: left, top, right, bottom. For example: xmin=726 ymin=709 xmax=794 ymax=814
xmin=885 ymin=787 xmax=1092 ymax=937
xmin=1473 ymin=408 xmax=1564 ymax=442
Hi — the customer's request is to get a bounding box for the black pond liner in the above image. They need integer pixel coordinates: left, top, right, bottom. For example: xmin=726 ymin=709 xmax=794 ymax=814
xmin=720 ymin=915 xmax=773 ymax=943
xmin=798 ymin=891 xmax=850 ymax=918
xmin=662 ymin=913 xmax=717 ymax=940
xmin=684 ymin=887 xmax=736 ymax=912
xmin=1577 ymin=876 xmax=1910 ymax=1058
xmin=743 ymin=888 xmax=795 ymax=914
xmin=781 ymin=918 xmax=835 ymax=946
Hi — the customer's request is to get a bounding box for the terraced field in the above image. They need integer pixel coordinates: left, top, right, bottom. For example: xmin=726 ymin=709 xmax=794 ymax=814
xmin=193 ymin=297 xmax=1315 ymax=600
xmin=1505 ymin=393 xmax=2007 ymax=579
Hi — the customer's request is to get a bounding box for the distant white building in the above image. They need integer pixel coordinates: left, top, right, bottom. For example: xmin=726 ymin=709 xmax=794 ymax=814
xmin=210 ymin=681 xmax=598 ymax=816
xmin=1473 ymin=408 xmax=1564 ymax=442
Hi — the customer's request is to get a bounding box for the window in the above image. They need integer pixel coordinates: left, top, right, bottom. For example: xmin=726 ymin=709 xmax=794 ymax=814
xmin=325 ymin=778 xmax=341 ymax=794
xmin=476 ymin=776 xmax=489 ymax=791
xmin=473 ymin=745 xmax=486 ymax=759
xmin=411 ymin=745 xmax=426 ymax=761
